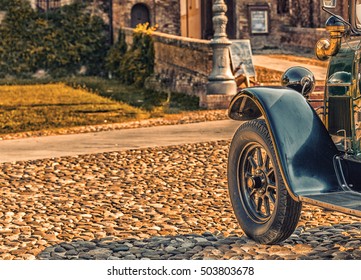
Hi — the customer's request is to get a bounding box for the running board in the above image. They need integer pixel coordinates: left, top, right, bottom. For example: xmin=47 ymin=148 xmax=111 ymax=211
xmin=299 ymin=191 xmax=361 ymax=218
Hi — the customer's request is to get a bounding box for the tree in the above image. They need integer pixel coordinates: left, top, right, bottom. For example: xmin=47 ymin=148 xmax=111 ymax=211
xmin=0 ymin=0 xmax=110 ymax=77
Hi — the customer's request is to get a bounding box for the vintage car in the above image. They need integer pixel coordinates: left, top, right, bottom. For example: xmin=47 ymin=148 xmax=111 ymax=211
xmin=227 ymin=0 xmax=361 ymax=244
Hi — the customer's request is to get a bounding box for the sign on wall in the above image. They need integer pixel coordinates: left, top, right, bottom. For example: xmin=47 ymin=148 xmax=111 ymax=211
xmin=248 ymin=5 xmax=269 ymax=34
xmin=229 ymin=40 xmax=256 ymax=78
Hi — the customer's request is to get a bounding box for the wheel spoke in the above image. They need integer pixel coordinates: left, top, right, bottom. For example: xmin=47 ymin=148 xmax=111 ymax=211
xmin=245 ymin=171 xmax=253 ymax=179
xmin=256 ymin=197 xmax=263 ymax=213
xmin=264 ymin=154 xmax=270 ymax=170
xmin=267 ymin=188 xmax=277 ymax=203
xmin=249 ymin=188 xmax=257 ymax=198
xmin=249 ymin=194 xmax=258 ymax=209
xmin=248 ymin=155 xmax=258 ymax=169
xmin=264 ymin=196 xmax=271 ymax=216
xmin=256 ymin=148 xmax=263 ymax=167
xmin=266 ymin=168 xmax=275 ymax=179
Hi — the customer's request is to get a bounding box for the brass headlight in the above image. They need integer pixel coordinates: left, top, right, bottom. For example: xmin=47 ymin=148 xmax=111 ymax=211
xmin=315 ymin=16 xmax=346 ymax=61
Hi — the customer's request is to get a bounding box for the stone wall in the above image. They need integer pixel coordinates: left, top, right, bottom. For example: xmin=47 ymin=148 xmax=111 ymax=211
xmin=280 ymin=26 xmax=328 ymax=51
xmin=113 ymin=0 xmax=180 ymax=36
xmin=235 ymin=1 xmax=284 ymax=49
xmin=121 ymin=26 xmax=327 ymax=108
xmin=287 ymin=0 xmax=326 ymax=28
xmin=122 ymin=27 xmax=213 ymax=107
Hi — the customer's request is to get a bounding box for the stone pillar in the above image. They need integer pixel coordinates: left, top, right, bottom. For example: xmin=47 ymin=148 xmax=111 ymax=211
xmin=206 ymin=0 xmax=236 ymax=109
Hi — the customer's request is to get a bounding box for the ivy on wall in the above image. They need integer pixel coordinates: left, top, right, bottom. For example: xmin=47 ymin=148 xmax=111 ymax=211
xmin=107 ymin=23 xmax=156 ymax=87
xmin=0 ymin=0 xmax=109 ymax=77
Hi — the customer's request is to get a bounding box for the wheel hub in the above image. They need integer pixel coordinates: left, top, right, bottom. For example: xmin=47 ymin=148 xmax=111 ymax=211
xmin=248 ymin=169 xmax=267 ymax=193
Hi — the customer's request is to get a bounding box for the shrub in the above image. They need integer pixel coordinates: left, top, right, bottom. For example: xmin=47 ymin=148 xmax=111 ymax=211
xmin=105 ymin=30 xmax=127 ymax=78
xmin=118 ymin=23 xmax=156 ymax=87
xmin=0 ymin=0 xmax=37 ymax=76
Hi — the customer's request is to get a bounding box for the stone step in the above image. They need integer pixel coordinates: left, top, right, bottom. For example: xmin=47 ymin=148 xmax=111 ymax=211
xmin=310 ymin=91 xmax=324 ymax=98
xmin=309 ymin=91 xmax=324 ymax=109
xmin=314 ymin=84 xmax=325 ymax=92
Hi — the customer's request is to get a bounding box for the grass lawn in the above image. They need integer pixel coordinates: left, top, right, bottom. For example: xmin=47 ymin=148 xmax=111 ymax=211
xmin=66 ymin=77 xmax=147 ymax=108
xmin=66 ymin=77 xmax=200 ymax=112
xmin=0 ymin=83 xmax=149 ymax=135
xmin=0 ymin=76 xmax=200 ymax=111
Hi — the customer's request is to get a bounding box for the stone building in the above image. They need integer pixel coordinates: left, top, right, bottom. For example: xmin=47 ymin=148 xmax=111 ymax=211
xmin=113 ymin=0 xmax=181 ymax=35
xmin=113 ymin=0 xmax=347 ymax=50
xmin=24 ymin=1 xmax=348 ymax=50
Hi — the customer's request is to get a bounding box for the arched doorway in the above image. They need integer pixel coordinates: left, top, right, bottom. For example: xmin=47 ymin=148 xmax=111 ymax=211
xmin=131 ymin=3 xmax=150 ymax=28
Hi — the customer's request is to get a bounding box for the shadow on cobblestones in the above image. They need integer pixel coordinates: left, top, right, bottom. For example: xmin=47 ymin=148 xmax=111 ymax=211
xmin=36 ymin=222 xmax=361 ymax=260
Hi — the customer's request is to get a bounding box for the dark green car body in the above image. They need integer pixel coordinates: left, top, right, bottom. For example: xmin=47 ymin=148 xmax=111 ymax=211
xmin=228 ymin=39 xmax=361 ymax=217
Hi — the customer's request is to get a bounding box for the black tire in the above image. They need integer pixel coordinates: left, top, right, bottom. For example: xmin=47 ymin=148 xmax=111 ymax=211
xmin=228 ymin=119 xmax=302 ymax=244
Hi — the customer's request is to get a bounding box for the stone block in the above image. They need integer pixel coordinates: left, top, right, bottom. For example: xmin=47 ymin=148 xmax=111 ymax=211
xmin=200 ymin=94 xmax=235 ymax=110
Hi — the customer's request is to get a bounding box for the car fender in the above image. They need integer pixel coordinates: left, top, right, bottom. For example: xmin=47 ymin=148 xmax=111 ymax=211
xmin=228 ymin=87 xmax=340 ymax=199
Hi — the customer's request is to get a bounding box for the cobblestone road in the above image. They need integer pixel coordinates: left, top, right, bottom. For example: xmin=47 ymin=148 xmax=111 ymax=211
xmin=0 ymin=141 xmax=360 ymax=260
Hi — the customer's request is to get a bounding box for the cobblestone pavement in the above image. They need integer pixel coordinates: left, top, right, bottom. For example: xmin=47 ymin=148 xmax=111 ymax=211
xmin=0 ymin=141 xmax=360 ymax=260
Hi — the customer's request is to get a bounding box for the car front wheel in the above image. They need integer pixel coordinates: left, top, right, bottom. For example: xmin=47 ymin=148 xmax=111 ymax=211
xmin=228 ymin=119 xmax=302 ymax=244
